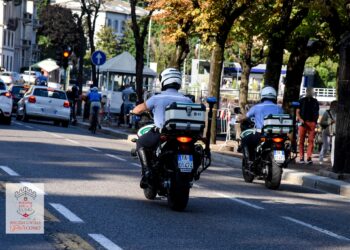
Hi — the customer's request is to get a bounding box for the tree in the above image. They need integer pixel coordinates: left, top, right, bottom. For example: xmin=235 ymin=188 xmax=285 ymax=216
xmin=150 ymin=0 xmax=198 ymax=69
xmin=80 ymin=0 xmax=102 ymax=87
xmin=196 ymin=0 xmax=251 ymax=143
xmin=129 ymin=0 xmax=153 ymax=102
xmin=263 ymin=0 xmax=310 ymax=91
xmin=322 ymin=0 xmax=350 ymax=173
xmin=96 ymin=26 xmax=119 ymax=59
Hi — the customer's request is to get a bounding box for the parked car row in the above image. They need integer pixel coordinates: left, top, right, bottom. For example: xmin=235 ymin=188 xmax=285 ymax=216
xmin=0 ymin=79 xmax=71 ymax=127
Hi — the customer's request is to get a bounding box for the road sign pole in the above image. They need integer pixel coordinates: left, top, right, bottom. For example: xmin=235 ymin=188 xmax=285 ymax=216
xmin=96 ymin=66 xmax=99 ymax=88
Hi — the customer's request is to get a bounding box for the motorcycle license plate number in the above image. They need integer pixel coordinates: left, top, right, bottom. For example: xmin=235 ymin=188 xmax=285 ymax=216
xmin=177 ymin=155 xmax=193 ymax=172
xmin=274 ymin=150 xmax=285 ymax=162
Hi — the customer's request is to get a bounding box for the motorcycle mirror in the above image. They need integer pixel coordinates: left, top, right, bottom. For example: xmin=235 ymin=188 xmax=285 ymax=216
xmin=207 ymin=97 xmax=217 ymax=104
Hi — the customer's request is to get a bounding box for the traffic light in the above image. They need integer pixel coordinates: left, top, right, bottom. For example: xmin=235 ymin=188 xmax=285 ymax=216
xmin=62 ymin=46 xmax=72 ymax=69
xmin=55 ymin=48 xmax=62 ymax=67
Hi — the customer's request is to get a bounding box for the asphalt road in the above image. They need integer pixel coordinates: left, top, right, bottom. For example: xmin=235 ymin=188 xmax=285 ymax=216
xmin=1 ymin=119 xmax=350 ymax=250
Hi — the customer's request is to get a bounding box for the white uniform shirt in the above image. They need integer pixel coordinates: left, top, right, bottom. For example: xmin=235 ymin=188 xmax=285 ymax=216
xmin=146 ymin=89 xmax=192 ymax=128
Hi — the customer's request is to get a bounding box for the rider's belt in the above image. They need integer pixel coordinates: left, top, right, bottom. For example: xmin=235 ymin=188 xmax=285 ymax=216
xmin=153 ymin=127 xmax=161 ymax=133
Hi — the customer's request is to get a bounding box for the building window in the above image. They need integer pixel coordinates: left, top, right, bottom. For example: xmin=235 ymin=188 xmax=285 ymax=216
xmin=107 ymin=19 xmax=111 ymax=27
xmin=6 ymin=55 xmax=9 ymax=70
xmin=114 ymin=20 xmax=119 ymax=33
xmin=7 ymin=32 xmax=10 ymax=47
xmin=121 ymin=20 xmax=126 ymax=33
xmin=11 ymin=33 xmax=14 ymax=47
xmin=3 ymin=31 xmax=6 ymax=46
xmin=9 ymin=56 xmax=12 ymax=71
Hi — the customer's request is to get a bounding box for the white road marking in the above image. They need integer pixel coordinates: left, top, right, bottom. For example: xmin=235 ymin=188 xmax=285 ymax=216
xmin=85 ymin=146 xmax=101 ymax=152
xmin=50 ymin=203 xmax=84 ymax=223
xmin=65 ymin=138 xmax=80 ymax=145
xmin=20 ymin=182 xmax=46 ymax=195
xmin=216 ymin=193 xmax=265 ymax=210
xmin=105 ymin=154 xmax=126 ymax=162
xmin=25 ymin=125 xmax=33 ymax=129
xmin=0 ymin=166 xmax=20 ymax=176
xmin=49 ymin=133 xmax=63 ymax=138
xmin=89 ymin=234 xmax=123 ymax=250
xmin=282 ymin=216 xmax=350 ymax=241
xmin=131 ymin=163 xmax=141 ymax=168
xmin=193 ymin=184 xmax=201 ymax=188
xmin=13 ymin=122 xmax=23 ymax=126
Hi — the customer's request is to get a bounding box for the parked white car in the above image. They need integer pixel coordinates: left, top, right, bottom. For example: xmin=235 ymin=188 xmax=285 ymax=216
xmin=16 ymin=86 xmax=70 ymax=127
xmin=0 ymin=71 xmax=23 ymax=85
xmin=21 ymin=71 xmax=41 ymax=84
xmin=0 ymin=80 xmax=13 ymax=125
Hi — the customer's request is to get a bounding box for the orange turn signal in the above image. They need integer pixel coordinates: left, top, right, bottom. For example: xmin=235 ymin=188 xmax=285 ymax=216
xmin=177 ymin=137 xmax=193 ymax=143
xmin=272 ymin=137 xmax=284 ymax=143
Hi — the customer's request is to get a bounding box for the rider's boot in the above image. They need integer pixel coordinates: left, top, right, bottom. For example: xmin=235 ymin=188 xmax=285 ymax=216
xmin=137 ymin=148 xmax=152 ymax=189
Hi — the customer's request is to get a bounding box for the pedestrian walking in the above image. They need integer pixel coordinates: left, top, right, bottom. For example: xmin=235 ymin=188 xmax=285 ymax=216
xmin=319 ymin=101 xmax=337 ymax=166
xmin=122 ymin=84 xmax=136 ymax=126
xmin=296 ymin=87 xmax=319 ymax=164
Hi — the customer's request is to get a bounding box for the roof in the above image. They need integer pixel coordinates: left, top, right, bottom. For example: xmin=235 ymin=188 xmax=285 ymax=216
xmin=99 ymin=51 xmax=157 ymax=76
xmin=54 ymin=0 xmax=148 ymax=16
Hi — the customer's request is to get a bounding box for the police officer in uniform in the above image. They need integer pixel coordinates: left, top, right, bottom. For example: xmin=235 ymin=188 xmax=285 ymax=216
xmin=132 ymin=68 xmax=192 ymax=188
xmin=237 ymin=86 xmax=284 ymax=162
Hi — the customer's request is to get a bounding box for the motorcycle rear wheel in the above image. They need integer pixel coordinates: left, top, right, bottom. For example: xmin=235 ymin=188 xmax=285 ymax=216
xmin=167 ymin=174 xmax=190 ymax=211
xmin=264 ymin=154 xmax=282 ymax=190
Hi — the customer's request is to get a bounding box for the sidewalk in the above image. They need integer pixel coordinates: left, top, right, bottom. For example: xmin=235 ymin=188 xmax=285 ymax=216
xmin=75 ymin=117 xmax=350 ymax=199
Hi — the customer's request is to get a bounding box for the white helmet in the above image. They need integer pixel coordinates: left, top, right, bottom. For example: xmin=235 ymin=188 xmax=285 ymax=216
xmin=159 ymin=68 xmax=182 ymax=91
xmin=260 ymin=86 xmax=277 ymax=101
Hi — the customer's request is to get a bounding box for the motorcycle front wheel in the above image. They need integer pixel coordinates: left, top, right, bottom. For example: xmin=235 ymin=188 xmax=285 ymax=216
xmin=264 ymin=153 xmax=282 ymax=190
xmin=144 ymin=186 xmax=157 ymax=200
xmin=242 ymin=147 xmax=254 ymax=183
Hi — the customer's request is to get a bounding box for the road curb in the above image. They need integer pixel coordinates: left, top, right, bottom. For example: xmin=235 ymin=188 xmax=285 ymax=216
xmin=77 ymin=121 xmax=350 ymax=198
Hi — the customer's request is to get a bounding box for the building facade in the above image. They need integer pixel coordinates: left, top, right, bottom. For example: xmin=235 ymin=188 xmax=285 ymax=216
xmin=0 ymin=0 xmax=39 ymax=72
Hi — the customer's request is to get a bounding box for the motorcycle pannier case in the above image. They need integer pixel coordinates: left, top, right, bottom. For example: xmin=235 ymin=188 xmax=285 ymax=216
xmin=263 ymin=114 xmax=293 ymax=134
xmin=164 ymin=102 xmax=206 ymax=132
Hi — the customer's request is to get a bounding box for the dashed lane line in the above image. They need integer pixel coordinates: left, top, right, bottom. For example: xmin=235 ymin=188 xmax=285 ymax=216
xmin=88 ymin=234 xmax=123 ymax=250
xmin=105 ymin=154 xmax=127 ymax=162
xmin=0 ymin=166 xmax=20 ymax=176
xmin=85 ymin=146 xmax=101 ymax=152
xmin=65 ymin=138 xmax=80 ymax=145
xmin=25 ymin=125 xmax=33 ymax=129
xmin=216 ymin=193 xmax=265 ymax=210
xmin=20 ymin=182 xmax=46 ymax=195
xmin=282 ymin=216 xmax=350 ymax=241
xmin=50 ymin=203 xmax=84 ymax=223
xmin=131 ymin=163 xmax=141 ymax=168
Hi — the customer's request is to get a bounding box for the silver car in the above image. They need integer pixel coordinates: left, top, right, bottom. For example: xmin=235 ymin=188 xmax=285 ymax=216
xmin=16 ymin=86 xmax=70 ymax=127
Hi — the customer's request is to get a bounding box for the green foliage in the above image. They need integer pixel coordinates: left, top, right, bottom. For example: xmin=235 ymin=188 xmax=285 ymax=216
xmin=96 ymin=26 xmax=119 ymax=59
xmin=306 ymin=56 xmax=338 ymax=87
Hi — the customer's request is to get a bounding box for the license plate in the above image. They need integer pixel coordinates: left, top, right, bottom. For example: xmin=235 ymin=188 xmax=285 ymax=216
xmin=177 ymin=154 xmax=193 ymax=173
xmin=274 ymin=150 xmax=285 ymax=162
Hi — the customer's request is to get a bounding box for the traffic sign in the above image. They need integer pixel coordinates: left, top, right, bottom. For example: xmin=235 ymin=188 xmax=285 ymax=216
xmin=91 ymin=50 xmax=106 ymax=66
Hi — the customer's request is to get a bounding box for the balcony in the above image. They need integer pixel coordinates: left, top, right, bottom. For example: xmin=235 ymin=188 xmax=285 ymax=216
xmin=7 ymin=18 xmax=18 ymax=31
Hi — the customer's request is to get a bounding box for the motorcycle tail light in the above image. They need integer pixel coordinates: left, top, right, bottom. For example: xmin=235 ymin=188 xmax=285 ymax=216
xmin=275 ymin=143 xmax=283 ymax=149
xmin=272 ymin=137 xmax=284 ymax=143
xmin=177 ymin=137 xmax=192 ymax=143
xmin=63 ymin=101 xmax=70 ymax=108
xmin=260 ymin=137 xmax=266 ymax=142
xmin=4 ymin=92 xmax=11 ymax=98
xmin=28 ymin=96 xmax=36 ymax=103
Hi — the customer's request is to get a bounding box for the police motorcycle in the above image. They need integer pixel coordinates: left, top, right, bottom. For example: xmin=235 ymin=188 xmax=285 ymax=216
xmin=131 ymin=97 xmax=217 ymax=211
xmin=241 ymin=114 xmax=293 ymax=190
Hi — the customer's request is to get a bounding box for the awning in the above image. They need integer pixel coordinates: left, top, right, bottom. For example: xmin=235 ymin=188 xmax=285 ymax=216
xmin=30 ymin=58 xmax=59 ymax=72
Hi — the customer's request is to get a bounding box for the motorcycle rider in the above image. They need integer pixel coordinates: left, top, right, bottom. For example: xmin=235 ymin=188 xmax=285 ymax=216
xmin=87 ymin=86 xmax=102 ymax=130
xmin=237 ymin=86 xmax=284 ymax=162
xmin=131 ymin=68 xmax=192 ymax=188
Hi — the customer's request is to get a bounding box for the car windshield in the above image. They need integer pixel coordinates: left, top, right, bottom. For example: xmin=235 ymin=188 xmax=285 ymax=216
xmin=1 ymin=72 xmax=11 ymax=76
xmin=33 ymin=88 xmax=66 ymax=100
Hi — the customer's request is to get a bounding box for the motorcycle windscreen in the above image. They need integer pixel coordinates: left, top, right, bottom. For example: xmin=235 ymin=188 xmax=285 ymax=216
xmin=177 ymin=154 xmax=194 ymax=173
xmin=273 ymin=150 xmax=285 ymax=163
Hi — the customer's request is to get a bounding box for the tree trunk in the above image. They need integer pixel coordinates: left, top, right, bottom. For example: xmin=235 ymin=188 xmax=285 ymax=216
xmin=208 ymin=43 xmax=225 ymax=144
xmin=239 ymin=62 xmax=251 ymax=115
xmin=333 ymin=39 xmax=350 ymax=173
xmin=170 ymin=39 xmax=189 ymax=70
xmin=283 ymin=48 xmax=308 ymax=113
xmin=135 ymin=41 xmax=145 ymax=103
xmin=264 ymin=37 xmax=285 ymax=91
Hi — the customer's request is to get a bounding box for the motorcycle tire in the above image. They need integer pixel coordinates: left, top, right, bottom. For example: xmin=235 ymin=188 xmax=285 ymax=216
xmin=242 ymin=157 xmax=254 ymax=183
xmin=167 ymin=174 xmax=190 ymax=211
xmin=264 ymin=153 xmax=282 ymax=190
xmin=143 ymin=187 xmax=157 ymax=200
